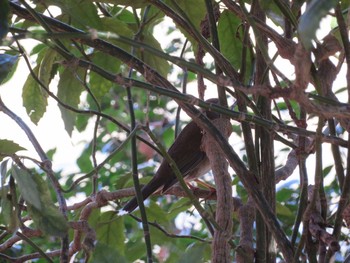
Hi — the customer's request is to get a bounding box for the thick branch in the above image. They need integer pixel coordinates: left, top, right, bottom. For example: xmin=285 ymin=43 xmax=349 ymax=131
xmin=202 ymin=118 xmax=233 ymax=262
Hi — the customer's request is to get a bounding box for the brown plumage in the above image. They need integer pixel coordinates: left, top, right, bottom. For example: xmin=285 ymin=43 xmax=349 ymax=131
xmin=122 ymin=99 xmax=219 ymax=213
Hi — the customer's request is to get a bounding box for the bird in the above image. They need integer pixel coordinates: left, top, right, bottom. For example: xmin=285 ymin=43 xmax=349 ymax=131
xmin=122 ymin=98 xmax=220 ymax=213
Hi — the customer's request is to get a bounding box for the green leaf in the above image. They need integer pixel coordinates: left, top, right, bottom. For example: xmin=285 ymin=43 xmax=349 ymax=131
xmin=275 ymin=101 xmax=288 ymax=111
xmin=0 ymin=140 xmax=26 ymax=161
xmin=276 ymin=188 xmax=295 ymax=202
xmin=167 ymin=198 xmax=192 ymax=219
xmin=218 ymin=11 xmax=253 ymax=83
xmin=91 ymin=211 xmax=125 ymax=254
xmin=15 ymin=166 xmax=68 ymax=236
xmin=0 ymin=192 xmax=18 ymax=233
xmin=341 ymin=0 xmax=350 ymax=9
xmin=179 ymin=242 xmax=211 ymax=263
xmin=0 ymin=0 xmax=9 ymax=39
xmin=95 ymin=0 xmax=148 ymax=8
xmin=323 ymin=165 xmax=333 ymax=177
xmin=261 ymin=0 xmax=297 ymax=28
xmin=30 ymin=43 xmax=47 ymax=56
xmin=259 ymin=1 xmax=284 ymax=27
xmin=11 ymin=165 xmax=42 ymax=210
xmin=28 ymin=203 xmax=68 ymax=237
xmin=46 ymin=148 xmax=57 ymax=160
xmin=22 ymin=66 xmax=48 ymax=124
xmin=125 ymin=239 xmax=147 ymax=262
xmin=100 ymin=17 xmax=134 ymax=39
xmin=335 ymin=86 xmax=347 ymax=94
xmin=141 ymin=5 xmax=165 ymax=30
xmin=165 ymin=0 xmax=206 ymax=49
xmin=298 ymin=0 xmax=338 ymax=49
xmin=108 ymin=6 xmax=136 ymax=23
xmin=90 ymin=242 xmax=127 ymax=263
xmin=114 ymin=171 xmax=133 ymax=190
xmin=57 ymin=67 xmax=84 ymax=136
xmin=56 ymin=0 xmax=102 ymax=29
xmin=38 ymin=48 xmax=58 ymax=87
xmin=141 ymin=31 xmax=170 ymax=78
xmin=162 ymin=125 xmax=175 ymax=149
xmin=90 ymin=51 xmax=121 ymax=100
xmin=276 ymin=202 xmax=293 ymax=217
xmin=288 ymin=100 xmax=301 ymax=118
xmin=0 ymin=160 xmax=18 ymax=232
xmin=0 ymin=159 xmax=8 ymax=180
xmin=11 ymin=165 xmax=68 ymax=236
xmin=166 ymin=0 xmax=206 ymax=31
xmin=0 ymin=54 xmax=19 ymax=84
xmin=218 ymin=11 xmax=243 ymax=71
xmin=144 ymin=201 xmax=169 ymax=224
xmin=76 ymin=143 xmax=94 ymax=173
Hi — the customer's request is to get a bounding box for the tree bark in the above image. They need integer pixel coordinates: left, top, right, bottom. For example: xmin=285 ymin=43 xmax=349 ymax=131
xmin=203 ymin=118 xmax=233 ymax=263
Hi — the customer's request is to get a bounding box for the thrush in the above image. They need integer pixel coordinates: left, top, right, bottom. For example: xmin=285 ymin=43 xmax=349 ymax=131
xmin=122 ymin=98 xmax=220 ymax=213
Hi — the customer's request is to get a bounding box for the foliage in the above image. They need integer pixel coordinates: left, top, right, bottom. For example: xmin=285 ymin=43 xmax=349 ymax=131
xmin=0 ymin=0 xmax=350 ymax=262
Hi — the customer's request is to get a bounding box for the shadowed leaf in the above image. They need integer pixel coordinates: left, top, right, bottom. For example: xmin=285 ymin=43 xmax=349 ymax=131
xmin=0 ymin=0 xmax=9 ymax=40
xmin=12 ymin=165 xmax=42 ymax=210
xmin=22 ymin=66 xmax=48 ymax=124
xmin=298 ymin=0 xmax=337 ymax=49
xmin=0 ymin=54 xmax=18 ymax=84
xmin=57 ymin=67 xmax=84 ymax=136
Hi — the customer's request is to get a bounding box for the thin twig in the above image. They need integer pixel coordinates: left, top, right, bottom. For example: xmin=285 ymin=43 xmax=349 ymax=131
xmin=128 ymin=214 xmax=210 ymax=243
xmin=126 ymin=6 xmax=154 ymax=262
xmin=0 ymin=97 xmax=47 ymax=162
xmin=16 ymin=231 xmax=54 ymax=263
xmin=62 ymin=125 xmax=141 ymax=192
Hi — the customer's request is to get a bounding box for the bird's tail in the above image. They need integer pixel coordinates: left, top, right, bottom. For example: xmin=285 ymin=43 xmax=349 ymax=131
xmin=122 ymin=177 xmax=163 ymax=213
xmin=122 ymin=196 xmax=139 ymax=213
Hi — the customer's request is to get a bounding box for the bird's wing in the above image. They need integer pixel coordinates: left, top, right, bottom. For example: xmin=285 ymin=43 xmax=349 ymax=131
xmin=162 ymin=121 xmax=206 ymax=191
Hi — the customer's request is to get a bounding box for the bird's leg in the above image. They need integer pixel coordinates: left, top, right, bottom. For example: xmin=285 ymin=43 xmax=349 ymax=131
xmin=194 ymin=179 xmax=215 ymax=190
xmin=193 ymin=180 xmax=216 ymax=199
